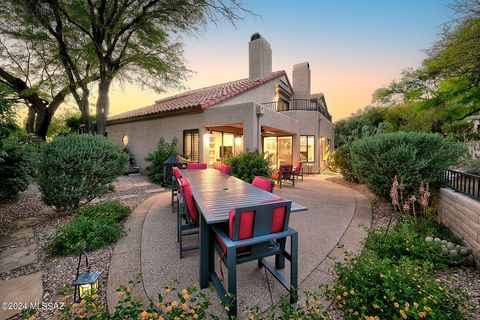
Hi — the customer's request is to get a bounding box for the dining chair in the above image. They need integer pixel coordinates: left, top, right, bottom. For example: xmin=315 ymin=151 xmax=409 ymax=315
xmin=171 ymin=166 xmax=182 ymax=211
xmin=219 ymin=164 xmax=231 ymax=175
xmin=211 ymin=200 xmax=298 ymax=317
xmin=251 ymin=176 xmax=275 ymax=192
xmin=271 ymin=164 xmax=295 ymax=188
xmin=177 ymin=177 xmax=200 ymax=258
xmin=292 ymin=161 xmax=304 ymax=182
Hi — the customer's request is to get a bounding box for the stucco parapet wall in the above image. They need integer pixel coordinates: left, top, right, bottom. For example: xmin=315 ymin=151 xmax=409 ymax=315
xmin=438 ymin=187 xmax=480 ymax=267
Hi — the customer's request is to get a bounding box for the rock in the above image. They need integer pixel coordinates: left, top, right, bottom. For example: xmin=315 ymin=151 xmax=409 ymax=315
xmin=447 ymin=242 xmax=455 ymax=250
xmin=434 ymin=238 xmax=441 ymax=243
xmin=441 ymin=240 xmax=448 ymax=244
xmin=465 ymin=255 xmax=475 ymax=266
xmin=449 ymin=250 xmax=459 ymax=259
xmin=0 ymin=244 xmax=38 ymax=273
xmin=460 ymin=248 xmax=470 ymax=257
xmin=456 ymin=244 xmax=461 ymax=249
xmin=0 ymin=272 xmax=43 ymax=320
xmin=464 ymin=247 xmax=472 ymax=255
xmin=425 ymin=236 xmax=433 ymax=242
xmin=441 ymin=247 xmax=449 ymax=255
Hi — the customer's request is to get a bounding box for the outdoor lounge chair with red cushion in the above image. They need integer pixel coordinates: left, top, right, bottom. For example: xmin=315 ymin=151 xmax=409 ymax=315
xmin=171 ymin=166 xmax=182 ymax=211
xmin=186 ymin=163 xmax=208 ymax=169
xmin=177 ymin=177 xmax=200 ymax=258
xmin=292 ymin=161 xmax=304 ymax=182
xmin=271 ymin=164 xmax=295 ymax=189
xmin=219 ymin=164 xmax=231 ymax=175
xmin=252 ymin=176 xmax=275 ymax=192
xmin=211 ymin=200 xmax=298 ymax=317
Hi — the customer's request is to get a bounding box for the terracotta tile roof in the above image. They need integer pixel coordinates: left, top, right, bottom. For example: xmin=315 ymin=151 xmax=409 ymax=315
xmin=108 ymin=70 xmax=288 ymax=123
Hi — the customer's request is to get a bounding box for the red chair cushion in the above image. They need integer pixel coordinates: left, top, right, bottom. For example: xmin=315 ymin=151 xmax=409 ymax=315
xmin=271 ymin=173 xmax=280 ymax=180
xmin=293 ymin=162 xmax=302 ymax=174
xmin=262 ymin=198 xmax=286 ymax=233
xmin=173 ymin=167 xmax=182 ymax=179
xmin=186 ymin=163 xmax=207 ymax=169
xmin=220 ymin=164 xmax=230 ymax=175
xmin=179 ymin=178 xmax=198 ymax=222
xmin=252 ymin=176 xmax=273 ymax=192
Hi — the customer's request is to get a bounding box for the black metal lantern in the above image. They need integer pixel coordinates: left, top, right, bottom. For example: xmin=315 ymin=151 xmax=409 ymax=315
xmin=73 ymin=251 xmax=102 ymax=303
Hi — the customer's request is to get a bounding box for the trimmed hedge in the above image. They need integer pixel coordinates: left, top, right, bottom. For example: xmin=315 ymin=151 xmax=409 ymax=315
xmin=351 ymin=132 xmax=466 ymax=198
xmin=228 ymin=151 xmax=272 ymax=183
xmin=38 ymin=134 xmax=128 ymax=211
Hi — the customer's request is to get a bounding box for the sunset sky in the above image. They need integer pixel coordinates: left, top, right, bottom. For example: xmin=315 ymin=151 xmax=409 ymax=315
xmin=106 ymin=0 xmax=453 ymax=122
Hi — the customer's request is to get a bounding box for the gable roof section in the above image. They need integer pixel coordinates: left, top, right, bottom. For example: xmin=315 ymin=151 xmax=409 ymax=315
xmin=108 ymin=70 xmax=288 ymax=123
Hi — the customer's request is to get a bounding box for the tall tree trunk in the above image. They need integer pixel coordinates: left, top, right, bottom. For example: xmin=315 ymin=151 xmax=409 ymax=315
xmin=34 ymin=107 xmax=52 ymax=139
xmin=26 ymin=107 xmax=36 ymax=134
xmin=96 ymin=77 xmax=112 ymax=136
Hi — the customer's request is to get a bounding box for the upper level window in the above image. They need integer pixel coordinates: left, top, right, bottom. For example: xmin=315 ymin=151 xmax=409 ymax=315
xmin=183 ymin=129 xmax=199 ymax=162
xmin=300 ymin=135 xmax=315 ymax=163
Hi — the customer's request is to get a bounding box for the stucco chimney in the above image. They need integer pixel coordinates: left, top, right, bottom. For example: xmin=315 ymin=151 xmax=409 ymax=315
xmin=292 ymin=62 xmax=311 ymax=99
xmin=249 ymin=33 xmax=272 ymax=80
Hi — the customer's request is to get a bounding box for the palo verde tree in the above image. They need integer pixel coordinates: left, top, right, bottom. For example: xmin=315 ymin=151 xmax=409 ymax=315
xmin=14 ymin=0 xmax=251 ymax=136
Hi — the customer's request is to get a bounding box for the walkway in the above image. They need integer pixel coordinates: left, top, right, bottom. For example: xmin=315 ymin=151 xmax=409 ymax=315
xmin=107 ymin=175 xmax=371 ymax=317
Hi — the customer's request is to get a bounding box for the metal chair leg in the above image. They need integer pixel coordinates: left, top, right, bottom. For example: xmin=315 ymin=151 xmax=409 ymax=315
xmin=227 ymin=247 xmax=237 ymax=317
xmin=290 ymin=232 xmax=298 ymax=303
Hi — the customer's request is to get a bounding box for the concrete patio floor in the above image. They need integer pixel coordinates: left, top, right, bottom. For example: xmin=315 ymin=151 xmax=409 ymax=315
xmin=107 ymin=175 xmax=371 ymax=318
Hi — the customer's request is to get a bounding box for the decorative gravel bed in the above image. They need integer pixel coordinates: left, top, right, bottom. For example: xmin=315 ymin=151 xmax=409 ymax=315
xmin=0 ymin=175 xmax=161 ymax=319
xmin=326 ymin=176 xmax=480 ymax=319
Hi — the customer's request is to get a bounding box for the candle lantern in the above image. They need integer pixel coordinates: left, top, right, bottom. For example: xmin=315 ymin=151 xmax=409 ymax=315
xmin=73 ymin=251 xmax=102 ymax=303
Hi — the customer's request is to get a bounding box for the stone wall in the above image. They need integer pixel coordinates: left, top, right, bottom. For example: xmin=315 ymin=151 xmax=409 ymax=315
xmin=438 ymin=187 xmax=480 ymax=266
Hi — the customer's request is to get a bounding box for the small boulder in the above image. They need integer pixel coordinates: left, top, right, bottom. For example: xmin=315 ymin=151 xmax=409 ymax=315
xmin=449 ymin=250 xmax=459 ymax=259
xmin=441 ymin=247 xmax=449 ymax=255
xmin=446 ymin=242 xmax=455 ymax=250
xmin=425 ymin=236 xmax=433 ymax=242
xmin=460 ymin=248 xmax=470 ymax=257
xmin=434 ymin=238 xmax=441 ymax=243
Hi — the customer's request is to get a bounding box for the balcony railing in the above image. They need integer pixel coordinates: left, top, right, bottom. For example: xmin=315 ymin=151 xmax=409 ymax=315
xmin=443 ymin=169 xmax=480 ymax=201
xmin=261 ymin=99 xmax=332 ymax=121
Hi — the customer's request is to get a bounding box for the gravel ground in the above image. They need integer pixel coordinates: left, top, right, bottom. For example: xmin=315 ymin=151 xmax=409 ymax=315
xmin=326 ymin=176 xmax=480 ymax=319
xmin=0 ymin=175 xmax=161 ymax=319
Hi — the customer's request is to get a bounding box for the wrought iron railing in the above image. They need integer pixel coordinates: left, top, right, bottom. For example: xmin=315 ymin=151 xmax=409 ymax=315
xmin=443 ymin=169 xmax=480 ymax=201
xmin=261 ymin=99 xmax=332 ymax=121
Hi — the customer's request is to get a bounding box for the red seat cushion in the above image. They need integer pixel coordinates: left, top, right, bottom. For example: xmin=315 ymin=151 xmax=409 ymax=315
xmin=179 ymin=178 xmax=198 ymax=222
xmin=271 ymin=173 xmax=280 ymax=180
xmin=173 ymin=167 xmax=182 ymax=179
xmin=220 ymin=164 xmax=230 ymax=175
xmin=252 ymin=176 xmax=273 ymax=192
xmin=262 ymin=198 xmax=286 ymax=233
xmin=186 ymin=163 xmax=207 ymax=169
xmin=293 ymin=162 xmax=302 ymax=174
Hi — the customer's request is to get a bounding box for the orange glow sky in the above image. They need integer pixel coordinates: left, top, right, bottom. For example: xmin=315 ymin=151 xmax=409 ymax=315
xmin=103 ymin=0 xmax=453 ymax=122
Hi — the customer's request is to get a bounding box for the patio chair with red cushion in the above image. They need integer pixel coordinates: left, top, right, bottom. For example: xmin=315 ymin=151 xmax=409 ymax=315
xmin=292 ymin=161 xmax=304 ymax=182
xmin=171 ymin=166 xmax=182 ymax=211
xmin=177 ymin=177 xmax=199 ymax=258
xmin=186 ymin=163 xmax=208 ymax=169
xmin=219 ymin=164 xmax=231 ymax=175
xmin=271 ymin=164 xmax=295 ymax=189
xmin=252 ymin=176 xmax=275 ymax=192
xmin=211 ymin=199 xmax=298 ymax=317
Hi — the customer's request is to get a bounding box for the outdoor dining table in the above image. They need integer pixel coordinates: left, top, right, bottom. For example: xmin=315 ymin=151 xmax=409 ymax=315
xmin=180 ymin=168 xmax=308 ymax=289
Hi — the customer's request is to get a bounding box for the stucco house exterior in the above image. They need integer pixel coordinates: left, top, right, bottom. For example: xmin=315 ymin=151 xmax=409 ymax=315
xmin=106 ymin=33 xmax=334 ymax=173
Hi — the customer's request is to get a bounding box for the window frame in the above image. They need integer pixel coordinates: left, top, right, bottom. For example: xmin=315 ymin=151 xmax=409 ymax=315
xmin=299 ymin=135 xmax=315 ymax=163
xmin=183 ymin=129 xmax=199 ymax=162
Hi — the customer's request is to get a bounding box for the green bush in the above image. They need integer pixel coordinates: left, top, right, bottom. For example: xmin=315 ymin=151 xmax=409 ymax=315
xmin=332 ymin=143 xmax=358 ymax=181
xmin=227 ymin=151 xmax=272 ymax=183
xmin=0 ymin=139 xmax=35 ymax=199
xmin=48 ymin=201 xmax=131 ymax=255
xmin=329 ymin=253 xmax=468 ymax=320
xmin=351 ymin=132 xmax=466 ymax=198
xmin=366 ymin=217 xmax=450 ymax=268
xmin=145 ymin=137 xmax=178 ymax=184
xmin=38 ymin=134 xmax=128 ymax=211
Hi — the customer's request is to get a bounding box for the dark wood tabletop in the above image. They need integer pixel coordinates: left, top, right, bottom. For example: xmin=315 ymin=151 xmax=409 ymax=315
xmin=181 ymin=168 xmax=307 ymax=224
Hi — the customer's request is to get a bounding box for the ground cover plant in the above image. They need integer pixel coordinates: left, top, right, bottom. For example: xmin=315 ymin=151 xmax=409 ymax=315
xmin=228 ymin=151 xmax=272 ymax=183
xmin=48 ymin=201 xmax=131 ymax=255
xmin=38 ymin=133 xmax=128 ymax=211
xmin=145 ymin=137 xmax=178 ymax=184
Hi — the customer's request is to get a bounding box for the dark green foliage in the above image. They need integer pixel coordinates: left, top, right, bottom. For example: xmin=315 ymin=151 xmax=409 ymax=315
xmin=332 ymin=143 xmax=358 ymax=182
xmin=457 ymin=157 xmax=480 ymax=175
xmin=0 ymin=83 xmax=19 ymax=140
xmin=227 ymin=151 xmax=272 ymax=183
xmin=329 ymin=253 xmax=468 ymax=320
xmin=38 ymin=134 xmax=128 ymax=211
xmin=48 ymin=201 xmax=131 ymax=255
xmin=0 ymin=139 xmax=35 ymax=198
xmin=350 ymin=132 xmax=466 ymax=198
xmin=145 ymin=137 xmax=178 ymax=184
xmin=366 ymin=217 xmax=451 ymax=268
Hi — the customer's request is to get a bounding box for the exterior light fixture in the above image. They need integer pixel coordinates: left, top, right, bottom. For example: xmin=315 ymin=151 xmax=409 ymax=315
xmin=73 ymin=251 xmax=102 ymax=303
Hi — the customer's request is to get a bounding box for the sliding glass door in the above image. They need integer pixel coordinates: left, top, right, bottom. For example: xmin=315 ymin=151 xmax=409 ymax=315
xmin=263 ymin=136 xmax=292 ymax=168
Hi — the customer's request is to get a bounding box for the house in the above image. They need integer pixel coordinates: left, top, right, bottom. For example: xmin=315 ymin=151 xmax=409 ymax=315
xmin=106 ymin=33 xmax=334 ymax=173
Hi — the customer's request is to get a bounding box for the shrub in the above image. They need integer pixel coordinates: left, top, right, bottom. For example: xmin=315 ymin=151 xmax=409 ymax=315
xmin=329 ymin=253 xmax=469 ymax=320
xmin=350 ymin=132 xmax=466 ymax=198
xmin=38 ymin=134 xmax=128 ymax=211
xmin=332 ymin=143 xmax=358 ymax=181
xmin=227 ymin=151 xmax=272 ymax=183
xmin=457 ymin=157 xmax=480 ymax=175
xmin=48 ymin=201 xmax=131 ymax=255
xmin=145 ymin=137 xmax=178 ymax=184
xmin=0 ymin=139 xmax=35 ymax=199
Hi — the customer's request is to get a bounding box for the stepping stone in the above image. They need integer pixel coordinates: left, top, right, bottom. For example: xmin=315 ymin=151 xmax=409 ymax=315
xmin=0 ymin=244 xmax=38 ymax=273
xmin=0 ymin=272 xmax=43 ymax=320
xmin=12 ymin=208 xmax=55 ymax=229
xmin=145 ymin=188 xmax=166 ymax=193
xmin=0 ymin=228 xmax=34 ymax=248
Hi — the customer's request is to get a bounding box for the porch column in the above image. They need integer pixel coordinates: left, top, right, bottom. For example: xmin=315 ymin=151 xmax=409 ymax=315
xmin=243 ymin=103 xmax=261 ymax=152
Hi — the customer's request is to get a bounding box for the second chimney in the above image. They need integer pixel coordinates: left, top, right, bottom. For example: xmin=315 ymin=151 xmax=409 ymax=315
xmin=249 ymin=33 xmax=272 ymax=80
xmin=292 ymin=62 xmax=311 ymax=100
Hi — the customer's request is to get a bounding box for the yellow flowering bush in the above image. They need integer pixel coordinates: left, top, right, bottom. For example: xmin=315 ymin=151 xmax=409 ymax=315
xmin=328 ymin=253 xmax=470 ymax=319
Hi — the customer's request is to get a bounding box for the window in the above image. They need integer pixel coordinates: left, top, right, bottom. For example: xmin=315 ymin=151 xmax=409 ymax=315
xmin=183 ymin=129 xmax=199 ymax=162
xmin=300 ymin=135 xmax=315 ymax=162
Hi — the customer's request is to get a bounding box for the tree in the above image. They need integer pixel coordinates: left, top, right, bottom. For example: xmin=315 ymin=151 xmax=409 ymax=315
xmin=0 ymin=83 xmax=19 ymax=139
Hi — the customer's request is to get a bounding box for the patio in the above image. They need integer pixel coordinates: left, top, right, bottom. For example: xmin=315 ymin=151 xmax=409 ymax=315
xmin=106 ymin=174 xmax=371 ymax=317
